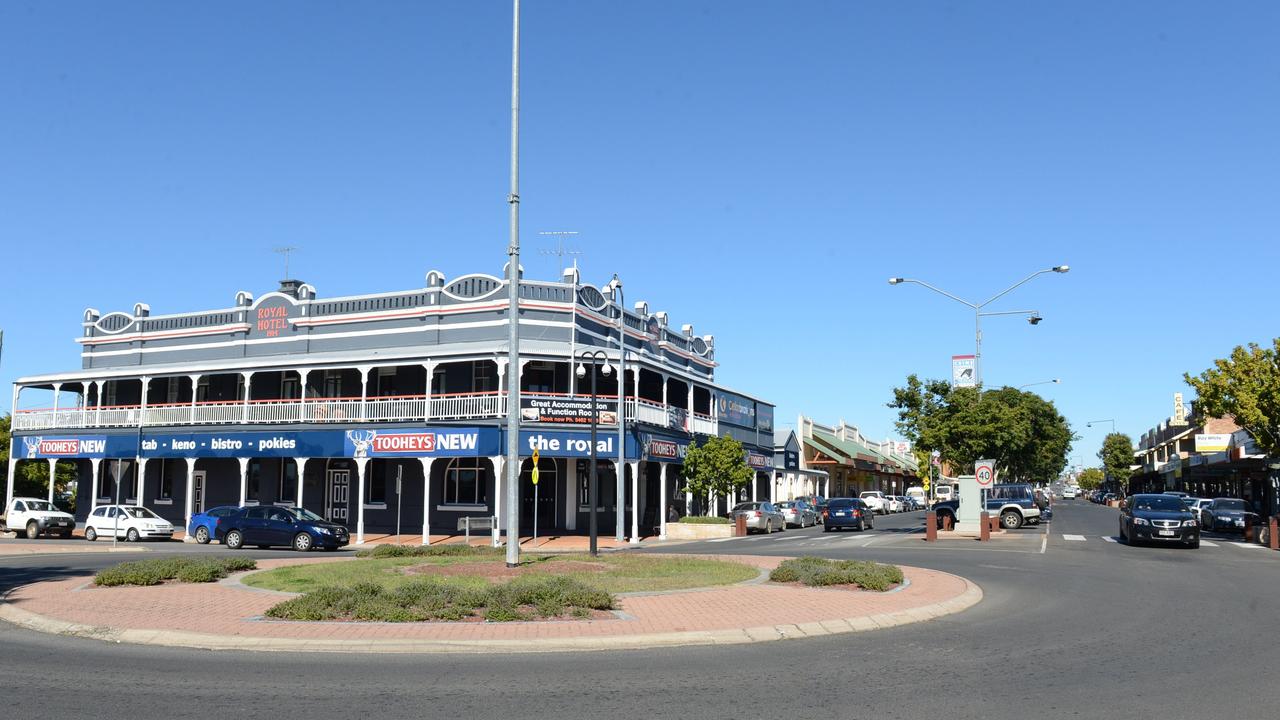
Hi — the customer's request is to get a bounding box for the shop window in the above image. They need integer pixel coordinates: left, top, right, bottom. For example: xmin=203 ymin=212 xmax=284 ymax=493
xmin=157 ymin=459 xmax=173 ymax=501
xmin=366 ymin=462 xmax=387 ymax=505
xmin=278 ymin=461 xmax=298 ymax=504
xmin=443 ymin=458 xmax=488 ymax=506
xmin=577 ymin=460 xmax=616 ymax=509
xmin=247 ymin=462 xmax=262 ymax=503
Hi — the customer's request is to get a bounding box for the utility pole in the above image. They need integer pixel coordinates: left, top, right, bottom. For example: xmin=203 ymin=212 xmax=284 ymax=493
xmin=504 ymin=0 xmax=523 ymax=568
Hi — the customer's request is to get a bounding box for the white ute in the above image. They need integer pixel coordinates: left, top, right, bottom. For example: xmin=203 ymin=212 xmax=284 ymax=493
xmin=1 ymin=497 xmax=77 ymax=539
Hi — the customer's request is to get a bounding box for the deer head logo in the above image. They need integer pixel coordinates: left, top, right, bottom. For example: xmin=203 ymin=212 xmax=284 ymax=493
xmin=346 ymin=429 xmax=377 ymax=459
xmin=22 ymin=436 xmax=42 ymax=459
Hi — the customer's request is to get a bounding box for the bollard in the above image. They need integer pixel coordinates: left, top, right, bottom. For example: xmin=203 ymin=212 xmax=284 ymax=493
xmin=1270 ymin=516 xmax=1279 ymax=551
xmin=943 ymin=514 xmax=953 ymax=531
xmin=925 ymin=511 xmax=937 ymax=542
xmin=735 ymin=514 xmax=748 ymax=537
xmin=979 ymin=512 xmax=990 ymax=541
xmin=1245 ymin=515 xmax=1255 ymax=543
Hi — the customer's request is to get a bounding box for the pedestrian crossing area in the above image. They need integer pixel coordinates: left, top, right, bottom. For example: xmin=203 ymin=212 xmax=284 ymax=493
xmin=1057 ymin=534 xmax=1270 ymax=550
xmin=705 ymin=530 xmax=901 ymax=548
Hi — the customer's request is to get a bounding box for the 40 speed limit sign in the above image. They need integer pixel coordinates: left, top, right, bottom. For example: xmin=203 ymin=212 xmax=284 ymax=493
xmin=975 ymin=459 xmax=995 ymax=487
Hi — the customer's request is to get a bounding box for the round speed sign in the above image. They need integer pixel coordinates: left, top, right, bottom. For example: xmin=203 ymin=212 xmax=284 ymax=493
xmin=975 ymin=461 xmax=995 ymax=487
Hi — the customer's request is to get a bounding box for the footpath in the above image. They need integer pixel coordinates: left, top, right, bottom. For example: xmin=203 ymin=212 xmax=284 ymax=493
xmin=0 ymin=553 xmax=981 ymax=654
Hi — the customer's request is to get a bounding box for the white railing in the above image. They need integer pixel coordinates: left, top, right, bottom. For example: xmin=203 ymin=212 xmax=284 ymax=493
xmin=690 ymin=413 xmax=717 ymax=436
xmin=12 ymin=391 xmax=718 ymax=434
xmin=430 ymin=393 xmax=504 ymax=420
xmin=364 ymin=396 xmax=428 ymax=422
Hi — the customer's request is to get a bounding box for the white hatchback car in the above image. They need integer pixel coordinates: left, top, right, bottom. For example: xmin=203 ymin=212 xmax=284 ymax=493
xmin=84 ymin=505 xmax=175 ymax=542
xmin=860 ymin=491 xmax=888 ymax=514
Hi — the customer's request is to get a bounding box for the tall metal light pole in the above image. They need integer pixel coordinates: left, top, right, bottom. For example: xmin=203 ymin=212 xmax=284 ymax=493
xmin=889 ymin=266 xmax=1069 ymax=388
xmin=503 ymin=0 xmax=522 ymax=568
xmin=1086 ymin=419 xmax=1116 ymax=432
xmin=577 ymin=351 xmax=611 ymax=556
xmin=608 ymin=275 xmax=627 ymax=543
xmin=1018 ymin=379 xmax=1062 ymax=390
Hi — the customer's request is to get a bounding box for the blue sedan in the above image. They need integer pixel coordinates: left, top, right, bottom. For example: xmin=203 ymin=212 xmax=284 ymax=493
xmin=823 ymin=498 xmax=874 ymax=532
xmin=187 ymin=505 xmax=241 ymax=544
xmin=217 ymin=505 xmax=350 ymax=551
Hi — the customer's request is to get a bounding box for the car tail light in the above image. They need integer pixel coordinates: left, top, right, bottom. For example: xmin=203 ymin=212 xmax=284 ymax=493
xmin=752 ymin=511 xmax=761 ymax=518
xmin=853 ymin=510 xmax=861 ymax=517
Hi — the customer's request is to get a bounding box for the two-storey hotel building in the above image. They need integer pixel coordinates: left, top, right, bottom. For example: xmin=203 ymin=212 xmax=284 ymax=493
xmin=6 ymin=266 xmax=776 ymax=544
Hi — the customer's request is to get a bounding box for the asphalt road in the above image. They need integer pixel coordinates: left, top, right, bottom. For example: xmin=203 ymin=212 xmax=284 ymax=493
xmin=2 ymin=500 xmax=1277 ymax=720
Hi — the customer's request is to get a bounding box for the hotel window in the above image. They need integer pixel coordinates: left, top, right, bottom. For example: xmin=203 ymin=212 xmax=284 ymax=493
xmin=324 ymin=370 xmax=342 ymax=398
xmin=247 ymin=461 xmax=262 ymax=503
xmin=196 ymin=377 xmax=210 ymax=402
xmin=102 ymin=381 xmax=118 ymax=407
xmin=577 ymin=460 xmax=616 ymax=509
xmin=473 ymin=361 xmax=497 ymax=393
xmin=375 ymin=367 xmax=397 ymax=397
xmin=165 ymin=378 xmax=181 ymax=404
xmin=277 ymin=461 xmax=298 ymax=504
xmin=366 ymin=462 xmax=388 ymax=505
xmin=281 ymin=373 xmax=300 ymax=400
xmin=443 ymin=458 xmax=487 ymax=506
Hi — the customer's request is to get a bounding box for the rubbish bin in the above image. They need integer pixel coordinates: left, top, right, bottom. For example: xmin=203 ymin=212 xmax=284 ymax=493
xmin=735 ymin=514 xmax=748 ymax=537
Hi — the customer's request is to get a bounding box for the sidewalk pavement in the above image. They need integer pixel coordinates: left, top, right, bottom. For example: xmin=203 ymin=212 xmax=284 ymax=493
xmin=0 ymin=555 xmax=982 ymax=654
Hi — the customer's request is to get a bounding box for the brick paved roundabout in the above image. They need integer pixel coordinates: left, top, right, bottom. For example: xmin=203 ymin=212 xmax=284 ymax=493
xmin=0 ymin=554 xmax=981 ymax=654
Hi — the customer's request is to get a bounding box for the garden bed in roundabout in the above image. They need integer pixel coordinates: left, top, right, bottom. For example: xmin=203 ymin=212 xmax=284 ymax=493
xmin=240 ymin=545 xmax=762 ymax=623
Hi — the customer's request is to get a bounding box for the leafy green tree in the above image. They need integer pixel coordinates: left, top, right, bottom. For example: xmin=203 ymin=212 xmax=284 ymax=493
xmin=681 ymin=434 xmax=754 ymax=515
xmin=0 ymin=414 xmax=79 ymax=512
xmin=1077 ymin=467 xmax=1105 ymax=491
xmin=888 ymin=375 xmax=1074 ymax=483
xmin=1098 ymin=433 xmax=1135 ymax=493
xmin=1185 ymin=339 xmax=1280 ymax=458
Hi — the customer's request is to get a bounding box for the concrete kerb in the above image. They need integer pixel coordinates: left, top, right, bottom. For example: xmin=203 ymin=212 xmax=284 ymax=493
xmin=0 ymin=561 xmax=984 ymax=655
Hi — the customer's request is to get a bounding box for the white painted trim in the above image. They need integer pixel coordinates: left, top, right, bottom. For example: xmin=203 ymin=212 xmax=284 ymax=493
xmin=77 ymin=323 xmax=252 ymax=346
xmin=436 ymin=504 xmax=488 ymax=512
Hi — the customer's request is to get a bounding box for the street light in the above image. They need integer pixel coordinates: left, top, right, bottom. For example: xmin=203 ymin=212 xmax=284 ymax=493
xmin=1086 ymin=419 xmax=1116 ymax=432
xmin=888 ymin=265 xmax=1069 ymax=387
xmin=576 ymin=350 xmax=612 ymax=557
xmin=1018 ymin=379 xmax=1061 ymax=390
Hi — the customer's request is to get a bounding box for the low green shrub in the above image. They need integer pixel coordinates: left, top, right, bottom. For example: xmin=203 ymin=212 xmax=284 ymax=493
xmin=768 ymin=557 xmax=903 ymax=591
xmin=265 ymin=573 xmax=616 ymax=622
xmin=94 ymin=557 xmax=258 ymax=587
xmin=677 ymin=516 xmax=732 ymax=524
xmin=355 ymin=544 xmax=503 ymax=559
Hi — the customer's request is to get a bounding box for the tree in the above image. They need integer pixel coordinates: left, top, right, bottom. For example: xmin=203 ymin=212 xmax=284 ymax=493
xmin=888 ymin=375 xmax=1074 ymax=483
xmin=0 ymin=414 xmax=79 ymax=512
xmin=1077 ymin=467 xmax=1105 ymax=491
xmin=1098 ymin=433 xmax=1134 ymax=493
xmin=1185 ymin=338 xmax=1280 ymax=458
xmin=681 ymin=434 xmax=754 ymax=515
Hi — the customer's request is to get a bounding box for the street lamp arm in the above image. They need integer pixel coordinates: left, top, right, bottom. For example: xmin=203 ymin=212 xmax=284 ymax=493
xmin=977 ymin=269 xmax=1057 ymax=309
xmin=977 ymin=309 xmax=1039 ymax=318
xmin=893 ymin=278 xmax=977 ymax=309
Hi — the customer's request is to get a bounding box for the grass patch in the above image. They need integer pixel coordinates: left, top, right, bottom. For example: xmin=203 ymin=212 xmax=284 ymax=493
xmin=265 ymin=574 xmax=616 ymax=623
xmin=677 ymin=516 xmax=731 ymax=524
xmin=769 ymin=557 xmax=903 ymax=591
xmin=94 ymin=557 xmax=257 ymax=587
xmin=245 ymin=551 xmax=758 ymax=596
xmin=354 ymin=544 xmax=504 ymax=559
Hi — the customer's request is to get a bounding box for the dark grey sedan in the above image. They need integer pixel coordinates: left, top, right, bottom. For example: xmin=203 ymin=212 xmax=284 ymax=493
xmin=1200 ymin=498 xmax=1255 ymax=534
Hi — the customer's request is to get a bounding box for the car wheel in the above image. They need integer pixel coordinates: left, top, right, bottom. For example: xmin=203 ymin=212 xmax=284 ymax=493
xmin=194 ymin=526 xmax=210 ymax=544
xmin=224 ymin=529 xmax=244 ymax=550
xmin=126 ymin=528 xmax=140 ymax=543
xmin=1187 ymin=539 xmax=1200 ymax=549
xmin=1000 ymin=511 xmax=1022 ymax=530
xmin=84 ymin=526 xmax=98 ymax=542
xmin=293 ymin=533 xmax=314 ymax=552
xmin=25 ymin=521 xmax=40 ymax=539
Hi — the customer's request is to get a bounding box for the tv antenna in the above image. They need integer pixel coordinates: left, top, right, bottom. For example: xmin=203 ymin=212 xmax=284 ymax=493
xmin=538 ymin=231 xmax=581 ymax=275
xmin=273 ymin=246 xmax=298 ymax=279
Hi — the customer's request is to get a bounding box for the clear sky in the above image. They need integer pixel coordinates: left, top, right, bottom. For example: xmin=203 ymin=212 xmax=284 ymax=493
xmin=2 ymin=1 xmax=1277 ymax=465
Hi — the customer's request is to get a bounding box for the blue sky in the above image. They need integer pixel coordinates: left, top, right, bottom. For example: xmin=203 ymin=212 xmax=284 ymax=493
xmin=2 ymin=1 xmax=1278 ymax=465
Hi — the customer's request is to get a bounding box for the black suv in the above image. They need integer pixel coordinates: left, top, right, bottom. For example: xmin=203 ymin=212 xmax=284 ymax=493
xmin=1119 ymin=494 xmax=1199 ymax=548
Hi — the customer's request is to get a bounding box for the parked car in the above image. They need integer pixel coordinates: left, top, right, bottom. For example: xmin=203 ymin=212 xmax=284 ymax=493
xmin=1163 ymin=491 xmax=1190 ymax=499
xmin=217 ymin=505 xmax=350 ymax=550
xmin=859 ymin=491 xmax=888 ymax=515
xmin=1184 ymin=498 xmax=1212 ymax=523
xmin=822 ymin=498 xmax=874 ymax=532
xmin=1119 ymin=494 xmax=1199 ymax=548
xmin=1200 ymin=498 xmax=1256 ymax=534
xmin=985 ymin=483 xmax=1042 ymax=530
xmin=906 ymin=486 xmax=927 ymax=509
xmin=84 ymin=504 xmax=175 ymax=542
xmin=885 ymin=496 xmax=904 ymax=513
xmin=1103 ymin=493 xmax=1118 ymax=504
xmin=730 ymin=501 xmax=786 ymax=534
xmin=775 ymin=500 xmax=819 ymax=528
xmin=934 ymin=485 xmax=955 ymax=502
xmin=797 ymin=495 xmax=828 ymax=523
xmin=186 ymin=505 xmax=241 ymax=544
xmin=1062 ymin=487 xmax=1078 ymax=499
xmin=933 ymin=499 xmax=959 ymax=528
xmin=0 ymin=497 xmax=76 ymax=539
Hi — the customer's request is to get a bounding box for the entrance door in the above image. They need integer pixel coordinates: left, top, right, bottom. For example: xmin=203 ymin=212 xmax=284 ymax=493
xmin=192 ymin=471 xmax=206 ymax=514
xmin=521 ymin=459 xmax=557 ymax=533
xmin=325 ymin=469 xmax=350 ymax=523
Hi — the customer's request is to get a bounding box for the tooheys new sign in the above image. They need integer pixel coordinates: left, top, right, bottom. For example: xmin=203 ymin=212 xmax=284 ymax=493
xmin=343 ymin=428 xmax=500 ymax=458
xmin=19 ymin=435 xmax=109 ymax=459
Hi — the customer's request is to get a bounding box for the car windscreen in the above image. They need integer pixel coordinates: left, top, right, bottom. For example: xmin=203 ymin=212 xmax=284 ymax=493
xmin=1215 ymin=500 xmax=1248 ymax=511
xmin=731 ymin=503 xmax=758 ymax=512
xmin=776 ymin=502 xmax=795 ymax=508
xmin=1133 ymin=497 xmax=1187 ymax=512
xmin=24 ymin=500 xmax=56 ymax=512
xmin=289 ymin=507 xmax=326 ymax=522
xmin=123 ymin=507 xmax=160 ymax=519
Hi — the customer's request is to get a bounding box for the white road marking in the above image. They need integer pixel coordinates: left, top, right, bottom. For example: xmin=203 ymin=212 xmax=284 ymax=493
xmin=1062 ymin=534 xmax=1087 ymax=541
xmin=1229 ymin=542 xmax=1267 ymax=550
xmin=1102 ymin=536 xmax=1118 ymax=543
xmin=706 ymin=537 xmax=739 ymax=543
xmin=774 ymin=534 xmax=805 ymax=541
xmin=1200 ymin=540 xmax=1219 ymax=547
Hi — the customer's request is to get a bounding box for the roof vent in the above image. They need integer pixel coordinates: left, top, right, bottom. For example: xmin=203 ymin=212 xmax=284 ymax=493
xmin=279 ymin=279 xmax=305 ymax=298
